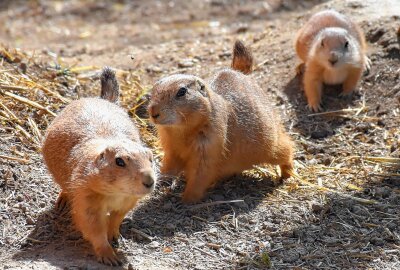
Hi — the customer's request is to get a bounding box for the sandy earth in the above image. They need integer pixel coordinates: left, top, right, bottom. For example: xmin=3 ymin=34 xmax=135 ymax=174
xmin=0 ymin=0 xmax=399 ymax=269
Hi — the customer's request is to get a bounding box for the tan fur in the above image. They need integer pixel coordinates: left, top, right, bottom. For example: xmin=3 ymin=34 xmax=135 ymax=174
xmin=148 ymin=42 xmax=294 ymax=203
xmin=42 ymin=68 xmax=156 ymax=266
xmin=295 ymin=10 xmax=370 ymax=111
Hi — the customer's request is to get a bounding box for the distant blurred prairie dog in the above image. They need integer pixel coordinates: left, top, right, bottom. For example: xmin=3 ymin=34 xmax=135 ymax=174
xmin=148 ymin=40 xmax=294 ymax=203
xmin=42 ymin=68 xmax=156 ymax=266
xmin=295 ymin=10 xmax=371 ymax=112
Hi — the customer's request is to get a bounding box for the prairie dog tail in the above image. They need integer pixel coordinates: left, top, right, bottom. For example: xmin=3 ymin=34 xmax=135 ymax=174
xmin=231 ymin=40 xmax=253 ymax=74
xmin=100 ymin=67 xmax=119 ymax=103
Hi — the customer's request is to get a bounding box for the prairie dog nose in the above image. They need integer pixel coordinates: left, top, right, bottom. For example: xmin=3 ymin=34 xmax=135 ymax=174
xmin=329 ymin=52 xmax=338 ymax=65
xmin=148 ymin=104 xmax=160 ymax=119
xmin=141 ymin=170 xmax=155 ymax=189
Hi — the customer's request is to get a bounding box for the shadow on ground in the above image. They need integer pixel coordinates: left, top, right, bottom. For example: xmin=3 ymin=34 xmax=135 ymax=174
xmin=13 ymin=173 xmax=278 ymax=268
xmin=283 ymin=73 xmax=364 ymax=140
xmin=235 ymin=176 xmax=400 ymax=269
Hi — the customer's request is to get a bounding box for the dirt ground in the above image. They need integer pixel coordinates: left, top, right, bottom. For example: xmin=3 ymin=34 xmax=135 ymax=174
xmin=0 ymin=0 xmax=399 ymax=269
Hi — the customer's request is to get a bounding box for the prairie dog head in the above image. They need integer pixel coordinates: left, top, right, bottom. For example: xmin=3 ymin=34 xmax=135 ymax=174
xmin=85 ymin=139 xmax=156 ymax=197
xmin=312 ymin=27 xmax=362 ymax=69
xmin=148 ymin=74 xmax=211 ymax=127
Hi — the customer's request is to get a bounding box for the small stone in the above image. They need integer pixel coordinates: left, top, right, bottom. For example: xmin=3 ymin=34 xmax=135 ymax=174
xmin=209 ymin=228 xmax=218 ymax=234
xmin=148 ymin=240 xmax=160 ymax=248
xmin=370 ymin=236 xmax=385 ymax=246
xmin=26 ymin=216 xmax=35 ymax=225
xmin=375 ymin=186 xmax=391 ymax=198
xmin=19 ymin=62 xmax=28 ymax=73
xmin=165 ymin=223 xmax=176 ymax=230
xmin=16 ymin=194 xmax=24 ymax=202
xmin=367 ymin=27 xmax=386 ymax=43
xmin=146 ymin=65 xmax=163 ymax=73
xmin=19 ymin=203 xmax=28 ymax=213
xmin=310 ymin=130 xmax=331 ymax=139
xmin=178 ymin=59 xmax=194 ymax=68
xmin=311 ymin=203 xmax=323 ymax=213
xmin=210 ymin=194 xmax=224 ymax=201
xmin=282 ymin=250 xmax=300 ymax=263
xmin=162 ymin=201 xmax=173 ymax=210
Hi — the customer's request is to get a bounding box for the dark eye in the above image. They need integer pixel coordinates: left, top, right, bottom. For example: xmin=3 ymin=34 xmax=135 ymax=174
xmin=344 ymin=41 xmax=349 ymax=49
xmin=176 ymin=87 xmax=187 ymax=98
xmin=115 ymin=157 xmax=125 ymax=167
xmin=321 ymin=40 xmax=324 ymax=47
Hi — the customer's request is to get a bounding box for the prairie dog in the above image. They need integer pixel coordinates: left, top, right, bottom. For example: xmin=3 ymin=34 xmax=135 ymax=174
xmin=42 ymin=68 xmax=156 ymax=266
xmin=295 ymin=10 xmax=370 ymax=111
xmin=148 ymin=41 xmax=294 ymax=203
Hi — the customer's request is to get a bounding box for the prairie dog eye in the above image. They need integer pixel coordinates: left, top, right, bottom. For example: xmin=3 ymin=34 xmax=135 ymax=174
xmin=344 ymin=41 xmax=349 ymax=49
xmin=115 ymin=157 xmax=126 ymax=167
xmin=176 ymin=87 xmax=187 ymax=98
xmin=321 ymin=40 xmax=324 ymax=47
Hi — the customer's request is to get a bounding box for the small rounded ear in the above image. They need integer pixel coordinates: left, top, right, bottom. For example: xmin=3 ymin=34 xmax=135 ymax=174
xmin=195 ymin=79 xmax=207 ymax=97
xmin=95 ymin=151 xmax=106 ymax=167
xmin=95 ymin=147 xmax=112 ymax=167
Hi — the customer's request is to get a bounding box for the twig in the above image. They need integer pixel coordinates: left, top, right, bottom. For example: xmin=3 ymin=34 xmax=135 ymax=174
xmin=0 ymin=101 xmax=20 ymax=123
xmin=175 ymin=236 xmax=189 ymax=243
xmin=353 ymin=156 xmax=400 ymax=165
xmin=288 ymin=170 xmax=378 ymax=205
xmin=206 ymin=243 xmax=221 ymax=250
xmin=69 ymin=65 xmax=99 ymax=73
xmin=131 ymin=227 xmax=153 ymax=241
xmin=0 ymin=154 xmax=30 ymax=164
xmin=26 ymin=237 xmax=50 ymax=243
xmin=0 ymin=84 xmax=29 ymax=91
xmin=193 ymin=246 xmax=218 ymax=258
xmin=308 ymin=107 xmax=367 ymax=117
xmin=190 ymin=199 xmax=244 ymax=210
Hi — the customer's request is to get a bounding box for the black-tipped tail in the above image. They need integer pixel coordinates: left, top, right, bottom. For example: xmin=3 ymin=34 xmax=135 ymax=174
xmin=231 ymin=40 xmax=253 ymax=74
xmin=100 ymin=67 xmax=119 ymax=103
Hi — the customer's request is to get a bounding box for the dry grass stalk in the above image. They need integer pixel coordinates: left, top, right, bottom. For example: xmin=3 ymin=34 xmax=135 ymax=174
xmin=1 ymin=90 xmax=56 ymax=117
xmin=308 ymin=106 xmax=367 ymax=117
xmin=190 ymin=200 xmax=245 ymax=210
xmin=0 ymin=154 xmax=30 ymax=164
xmin=288 ymin=170 xmax=378 ymax=205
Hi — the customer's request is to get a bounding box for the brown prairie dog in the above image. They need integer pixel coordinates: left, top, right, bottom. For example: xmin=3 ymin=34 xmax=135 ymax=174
xmin=295 ymin=10 xmax=371 ymax=112
xmin=148 ymin=40 xmax=294 ymax=204
xmin=42 ymin=67 xmax=156 ymax=266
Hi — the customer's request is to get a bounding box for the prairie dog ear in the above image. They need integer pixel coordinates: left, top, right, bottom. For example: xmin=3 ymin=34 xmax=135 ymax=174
xmin=95 ymin=146 xmax=112 ymax=167
xmin=195 ymin=79 xmax=207 ymax=97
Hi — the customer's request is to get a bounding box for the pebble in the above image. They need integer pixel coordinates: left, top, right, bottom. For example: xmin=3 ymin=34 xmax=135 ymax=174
xmin=165 ymin=223 xmax=176 ymax=230
xmin=148 ymin=240 xmax=161 ymax=248
xmin=310 ymin=130 xmax=331 ymax=139
xmin=282 ymin=250 xmax=300 ymax=263
xmin=311 ymin=203 xmax=323 ymax=213
xmin=209 ymin=228 xmax=218 ymax=234
xmin=162 ymin=201 xmax=173 ymax=210
xmin=26 ymin=216 xmax=35 ymax=225
xmin=178 ymin=59 xmax=194 ymax=68
xmin=146 ymin=65 xmax=163 ymax=73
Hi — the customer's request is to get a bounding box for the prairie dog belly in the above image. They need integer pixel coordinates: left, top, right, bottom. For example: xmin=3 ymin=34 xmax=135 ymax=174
xmin=323 ymin=67 xmax=348 ymax=85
